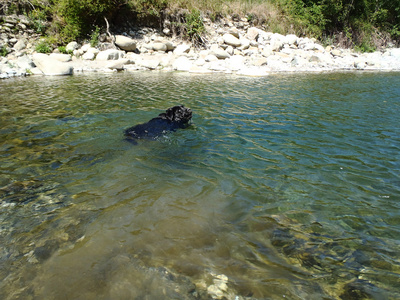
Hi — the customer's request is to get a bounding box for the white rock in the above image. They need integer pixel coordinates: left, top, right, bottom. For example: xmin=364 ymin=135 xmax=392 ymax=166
xmin=389 ymin=48 xmax=400 ymax=57
xmin=223 ymin=33 xmax=241 ymax=47
xmin=291 ymin=56 xmax=308 ymax=67
xmin=81 ymin=43 xmax=91 ymax=52
xmin=49 ymin=53 xmax=72 ymax=62
xmin=270 ymin=40 xmax=284 ymax=51
xmin=252 ymin=57 xmax=268 ymax=66
xmin=164 ymin=41 xmax=175 ymax=51
xmin=173 ymin=44 xmax=191 ymax=56
xmin=82 ymin=51 xmax=96 ymax=60
xmin=66 ymin=41 xmax=80 ymax=52
xmin=246 ymin=27 xmax=260 ymax=41
xmin=73 ymin=49 xmax=84 ymax=57
xmin=228 ymin=28 xmax=240 ymax=38
xmin=172 ymin=56 xmax=192 ymax=71
xmin=226 ymin=55 xmax=245 ymax=71
xmin=189 ymin=65 xmax=212 ymax=73
xmin=239 ymin=38 xmax=250 ymax=50
xmin=226 ymin=46 xmax=234 ymax=56
xmin=152 ymin=42 xmax=167 ymax=52
xmin=13 ymin=39 xmax=26 ymax=51
xmin=354 ymin=59 xmax=366 ymax=70
xmin=285 ymin=34 xmax=298 ymax=45
xmin=87 ymin=47 xmax=100 ymax=55
xmin=106 ymin=59 xmax=129 ymax=70
xmin=137 ymin=59 xmax=160 ymax=70
xmin=212 ymin=48 xmax=230 ymax=59
xmin=257 ymin=30 xmax=273 ymax=44
xmin=208 ymin=61 xmax=228 ymax=72
xmin=32 ymin=53 xmax=73 ymax=76
xmin=115 ymin=35 xmax=136 ymax=51
xmin=261 ymin=47 xmax=274 ymax=58
xmin=331 ymin=49 xmax=343 ymax=57
xmin=96 ymin=49 xmax=125 ymax=61
xmin=199 ymin=50 xmax=209 ymax=59
xmin=15 ymin=55 xmax=35 ymax=70
xmin=205 ymin=54 xmax=218 ymax=62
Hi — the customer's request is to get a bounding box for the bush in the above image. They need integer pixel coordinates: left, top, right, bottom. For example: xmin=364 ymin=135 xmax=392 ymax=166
xmin=90 ymin=26 xmax=100 ymax=47
xmin=49 ymin=0 xmax=120 ymax=44
xmin=57 ymin=46 xmax=73 ymax=54
xmin=185 ymin=9 xmax=205 ymax=46
xmin=0 ymin=46 xmax=9 ymax=56
xmin=35 ymin=41 xmax=52 ymax=53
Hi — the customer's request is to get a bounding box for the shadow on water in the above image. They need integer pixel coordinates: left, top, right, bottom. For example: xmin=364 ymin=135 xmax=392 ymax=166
xmin=1 ymin=72 xmax=400 ymax=299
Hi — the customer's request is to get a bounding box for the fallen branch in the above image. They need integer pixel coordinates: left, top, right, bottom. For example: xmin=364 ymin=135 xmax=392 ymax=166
xmin=104 ymin=17 xmax=115 ymax=46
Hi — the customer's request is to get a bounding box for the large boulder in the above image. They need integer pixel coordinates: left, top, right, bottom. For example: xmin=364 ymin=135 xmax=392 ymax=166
xmin=32 ymin=53 xmax=73 ymax=76
xmin=115 ymin=35 xmax=136 ymax=51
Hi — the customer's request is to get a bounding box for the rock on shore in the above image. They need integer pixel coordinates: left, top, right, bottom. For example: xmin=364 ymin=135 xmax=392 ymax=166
xmin=1 ymin=14 xmax=400 ymax=79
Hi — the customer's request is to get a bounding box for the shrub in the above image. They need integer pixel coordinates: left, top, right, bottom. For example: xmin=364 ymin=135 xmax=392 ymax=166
xmin=0 ymin=46 xmax=9 ymax=56
xmin=185 ymin=9 xmax=206 ymax=46
xmin=57 ymin=46 xmax=73 ymax=54
xmin=35 ymin=41 xmax=52 ymax=53
xmin=49 ymin=0 xmax=119 ymax=44
xmin=90 ymin=26 xmax=100 ymax=47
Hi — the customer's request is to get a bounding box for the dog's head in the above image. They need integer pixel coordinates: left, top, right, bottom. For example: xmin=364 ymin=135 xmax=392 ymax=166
xmin=159 ymin=105 xmax=192 ymax=124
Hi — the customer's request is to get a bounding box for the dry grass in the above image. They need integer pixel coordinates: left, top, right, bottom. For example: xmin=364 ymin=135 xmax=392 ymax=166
xmin=164 ymin=0 xmax=293 ymax=34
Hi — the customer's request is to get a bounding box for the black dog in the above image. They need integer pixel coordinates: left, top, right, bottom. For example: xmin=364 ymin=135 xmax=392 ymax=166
xmin=125 ymin=105 xmax=192 ymax=142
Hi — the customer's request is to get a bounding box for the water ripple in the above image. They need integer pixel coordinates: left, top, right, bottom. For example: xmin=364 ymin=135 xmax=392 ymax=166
xmin=1 ymin=72 xmax=400 ymax=299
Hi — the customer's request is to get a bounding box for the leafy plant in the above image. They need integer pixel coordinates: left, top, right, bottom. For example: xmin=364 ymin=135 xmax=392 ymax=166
xmin=0 ymin=46 xmax=9 ymax=56
xmin=90 ymin=26 xmax=100 ymax=47
xmin=185 ymin=9 xmax=206 ymax=46
xmin=57 ymin=46 xmax=73 ymax=54
xmin=35 ymin=40 xmax=52 ymax=53
xmin=29 ymin=8 xmax=48 ymax=33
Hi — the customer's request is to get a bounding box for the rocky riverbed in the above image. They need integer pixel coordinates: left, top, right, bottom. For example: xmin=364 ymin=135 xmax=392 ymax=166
xmin=1 ymin=13 xmax=400 ymax=80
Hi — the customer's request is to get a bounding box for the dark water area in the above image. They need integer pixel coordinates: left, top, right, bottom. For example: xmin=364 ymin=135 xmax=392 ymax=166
xmin=0 ymin=72 xmax=399 ymax=299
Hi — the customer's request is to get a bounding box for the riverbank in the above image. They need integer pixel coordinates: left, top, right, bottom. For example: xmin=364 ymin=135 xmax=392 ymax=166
xmin=1 ymin=13 xmax=400 ymax=80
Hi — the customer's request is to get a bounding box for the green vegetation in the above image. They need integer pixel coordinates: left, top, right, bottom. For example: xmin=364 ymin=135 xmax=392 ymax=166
xmin=0 ymin=0 xmax=398 ymax=51
xmin=185 ymin=10 xmax=206 ymax=45
xmin=0 ymin=46 xmax=9 ymax=57
xmin=90 ymin=26 xmax=101 ymax=47
xmin=35 ymin=40 xmax=52 ymax=53
xmin=57 ymin=46 xmax=73 ymax=54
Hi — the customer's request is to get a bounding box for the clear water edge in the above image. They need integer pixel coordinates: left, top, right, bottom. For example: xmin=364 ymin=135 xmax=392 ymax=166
xmin=0 ymin=71 xmax=399 ymax=299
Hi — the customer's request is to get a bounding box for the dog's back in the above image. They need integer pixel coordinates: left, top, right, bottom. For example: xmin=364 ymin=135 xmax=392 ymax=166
xmin=125 ymin=118 xmax=178 ymax=140
xmin=124 ymin=105 xmax=192 ymax=142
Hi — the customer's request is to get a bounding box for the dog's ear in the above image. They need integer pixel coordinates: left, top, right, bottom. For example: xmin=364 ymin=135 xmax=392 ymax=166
xmin=165 ymin=108 xmax=176 ymax=121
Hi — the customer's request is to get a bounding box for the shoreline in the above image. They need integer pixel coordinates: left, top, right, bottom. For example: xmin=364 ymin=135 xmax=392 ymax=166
xmin=1 ymin=14 xmax=400 ymax=80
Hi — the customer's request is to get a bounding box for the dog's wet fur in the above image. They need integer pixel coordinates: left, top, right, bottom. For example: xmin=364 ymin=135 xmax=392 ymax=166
xmin=125 ymin=105 xmax=192 ymax=142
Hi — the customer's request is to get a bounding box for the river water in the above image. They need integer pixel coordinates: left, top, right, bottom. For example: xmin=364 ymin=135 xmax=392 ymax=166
xmin=0 ymin=72 xmax=399 ymax=299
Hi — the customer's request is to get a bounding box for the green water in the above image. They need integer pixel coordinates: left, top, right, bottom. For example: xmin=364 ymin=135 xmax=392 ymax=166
xmin=0 ymin=72 xmax=399 ymax=299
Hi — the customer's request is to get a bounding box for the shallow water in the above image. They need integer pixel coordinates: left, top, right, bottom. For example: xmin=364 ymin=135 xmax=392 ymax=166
xmin=1 ymin=72 xmax=400 ymax=299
